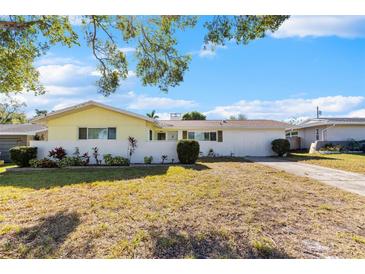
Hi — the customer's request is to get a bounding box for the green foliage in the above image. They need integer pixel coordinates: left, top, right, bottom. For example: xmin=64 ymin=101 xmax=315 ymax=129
xmin=146 ymin=110 xmax=159 ymax=119
xmin=29 ymin=158 xmax=58 ymax=168
xmin=319 ymin=143 xmax=343 ymax=152
xmin=229 ymin=114 xmax=247 ymax=120
xmin=0 ymin=97 xmax=27 ymax=124
xmin=204 ymin=16 xmax=289 ymax=46
xmin=9 ymin=146 xmax=37 ymax=167
xmin=34 ymin=109 xmax=47 ymax=118
xmin=103 ymin=154 xmax=130 ymax=166
xmin=0 ymin=16 xmax=288 ymax=96
xmin=271 ymin=139 xmax=290 ymax=157
xmin=58 ymin=156 xmax=88 ymax=168
xmin=144 ymin=156 xmax=153 ymax=164
xmin=177 ymin=140 xmax=200 ymax=164
xmin=182 ymin=111 xmax=206 ymax=120
xmin=252 ymin=237 xmax=276 ymax=258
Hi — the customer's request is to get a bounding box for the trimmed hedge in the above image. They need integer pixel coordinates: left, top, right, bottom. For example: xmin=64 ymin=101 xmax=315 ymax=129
xmin=9 ymin=146 xmax=37 ymax=167
xmin=271 ymin=139 xmax=290 ymax=157
xmin=177 ymin=140 xmax=200 ymax=164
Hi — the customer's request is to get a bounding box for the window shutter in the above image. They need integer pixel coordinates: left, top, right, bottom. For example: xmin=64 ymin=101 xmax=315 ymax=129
xmin=217 ymin=130 xmax=223 ymax=142
xmin=78 ymin=128 xmax=87 ymax=140
xmin=182 ymin=130 xmax=187 ymax=139
xmin=108 ymin=128 xmax=116 ymax=139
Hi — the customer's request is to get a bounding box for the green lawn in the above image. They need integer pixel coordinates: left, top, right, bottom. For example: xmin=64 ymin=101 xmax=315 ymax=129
xmin=288 ymin=152 xmax=365 ymax=174
xmin=0 ymin=159 xmax=364 ymax=258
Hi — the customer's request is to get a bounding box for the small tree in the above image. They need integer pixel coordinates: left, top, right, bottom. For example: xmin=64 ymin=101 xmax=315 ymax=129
xmin=182 ymin=111 xmax=206 ymax=120
xmin=146 ymin=110 xmax=159 ymax=119
xmin=229 ymin=113 xmax=247 ymax=120
xmin=177 ymin=140 xmax=200 ymax=164
xmin=271 ymin=139 xmax=290 ymax=157
xmin=128 ymin=136 xmax=138 ymax=162
xmin=92 ymin=147 xmax=101 ymax=165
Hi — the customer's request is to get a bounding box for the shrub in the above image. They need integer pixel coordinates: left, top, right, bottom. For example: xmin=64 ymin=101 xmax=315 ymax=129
xmin=48 ymin=147 xmax=67 ymax=160
xmin=346 ymin=139 xmax=361 ymax=151
xmin=144 ymin=156 xmax=153 ymax=164
xmin=319 ymin=143 xmax=342 ymax=152
xmin=176 ymin=140 xmax=200 ymax=164
xmin=9 ymin=146 xmax=37 ymax=167
xmin=58 ymin=156 xmax=88 ymax=168
xmin=29 ymin=158 xmax=58 ymax=168
xmin=271 ymin=139 xmax=290 ymax=157
xmin=103 ymin=154 xmax=130 ymax=166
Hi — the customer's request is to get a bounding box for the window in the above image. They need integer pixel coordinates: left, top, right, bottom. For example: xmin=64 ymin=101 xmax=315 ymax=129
xmin=88 ymin=128 xmax=108 ymax=139
xmin=286 ymin=131 xmax=298 ymax=137
xmin=217 ymin=130 xmax=223 ymax=142
xmin=149 ymin=130 xmax=153 ymax=141
xmin=78 ymin=127 xmax=116 ymax=140
xmin=157 ymin=132 xmax=166 ymax=140
xmin=315 ymin=129 xmax=320 ymax=141
xmin=187 ymin=131 xmax=218 ymax=141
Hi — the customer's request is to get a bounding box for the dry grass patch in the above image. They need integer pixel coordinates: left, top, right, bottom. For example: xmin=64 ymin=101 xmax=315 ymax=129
xmin=288 ymin=152 xmax=365 ymax=174
xmin=0 ymin=160 xmax=364 ymax=258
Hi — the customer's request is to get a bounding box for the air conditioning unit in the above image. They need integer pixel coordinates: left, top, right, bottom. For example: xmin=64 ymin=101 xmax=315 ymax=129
xmin=170 ymin=113 xmax=182 ymax=120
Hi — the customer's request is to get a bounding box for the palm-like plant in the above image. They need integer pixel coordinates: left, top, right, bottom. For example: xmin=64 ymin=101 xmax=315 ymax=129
xmin=146 ymin=110 xmax=159 ymax=119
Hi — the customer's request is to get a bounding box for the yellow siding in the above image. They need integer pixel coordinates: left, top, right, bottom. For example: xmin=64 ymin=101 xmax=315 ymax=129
xmin=47 ymin=106 xmax=151 ymax=141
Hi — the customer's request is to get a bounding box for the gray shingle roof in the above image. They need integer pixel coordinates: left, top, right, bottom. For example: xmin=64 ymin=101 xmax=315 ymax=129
xmin=0 ymin=123 xmax=47 ymax=135
xmin=158 ymin=119 xmax=289 ymax=129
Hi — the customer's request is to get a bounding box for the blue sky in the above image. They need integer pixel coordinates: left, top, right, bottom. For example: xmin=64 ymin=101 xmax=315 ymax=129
xmin=12 ymin=16 xmax=365 ymax=121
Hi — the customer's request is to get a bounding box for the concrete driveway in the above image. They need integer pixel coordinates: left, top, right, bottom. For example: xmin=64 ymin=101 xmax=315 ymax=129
xmin=247 ymin=157 xmax=365 ymax=196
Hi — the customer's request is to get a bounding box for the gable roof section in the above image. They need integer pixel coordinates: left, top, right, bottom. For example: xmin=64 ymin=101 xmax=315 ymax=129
xmin=288 ymin=117 xmax=365 ymax=130
xmin=31 ymin=100 xmax=156 ymax=123
xmin=158 ymin=119 xmax=289 ymax=129
xmin=0 ymin=123 xmax=47 ymax=136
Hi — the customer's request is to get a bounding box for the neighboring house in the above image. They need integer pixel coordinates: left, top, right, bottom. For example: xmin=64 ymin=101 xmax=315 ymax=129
xmin=0 ymin=124 xmax=47 ymax=162
xmin=286 ymin=118 xmax=365 ymax=150
xmin=31 ymin=101 xmax=288 ymax=163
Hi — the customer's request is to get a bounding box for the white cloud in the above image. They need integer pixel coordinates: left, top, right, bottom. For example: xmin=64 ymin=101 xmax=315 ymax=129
xmin=38 ymin=64 xmax=97 ymax=85
xmin=36 ymin=56 xmax=83 ymax=66
xmin=194 ymin=43 xmax=227 ymax=58
xmin=127 ymin=70 xmax=136 ymax=78
xmin=348 ymin=108 xmax=365 ymax=117
xmin=155 ymin=112 xmax=171 ymax=120
xmin=125 ymin=91 xmax=197 ymax=110
xmin=52 ymin=99 xmax=87 ymax=111
xmin=119 ymin=47 xmax=136 ymax=53
xmin=272 ymin=16 xmax=365 ymax=39
xmin=68 ymin=16 xmax=85 ymax=26
xmin=205 ymin=95 xmax=364 ymax=120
